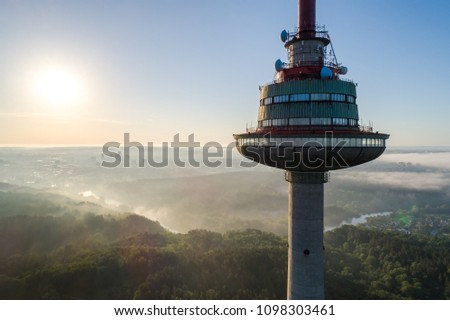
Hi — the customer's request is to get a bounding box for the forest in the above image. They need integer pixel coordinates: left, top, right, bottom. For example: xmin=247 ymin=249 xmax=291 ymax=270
xmin=0 ymin=186 xmax=448 ymax=299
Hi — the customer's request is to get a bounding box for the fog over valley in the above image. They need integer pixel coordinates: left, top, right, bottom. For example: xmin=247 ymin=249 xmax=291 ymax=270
xmin=1 ymin=147 xmax=449 ymax=235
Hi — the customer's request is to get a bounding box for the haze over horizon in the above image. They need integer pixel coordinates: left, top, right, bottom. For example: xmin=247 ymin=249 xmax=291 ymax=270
xmin=1 ymin=0 xmax=450 ymax=147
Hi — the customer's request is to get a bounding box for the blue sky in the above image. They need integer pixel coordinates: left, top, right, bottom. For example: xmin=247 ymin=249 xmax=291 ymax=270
xmin=0 ymin=0 xmax=449 ymax=146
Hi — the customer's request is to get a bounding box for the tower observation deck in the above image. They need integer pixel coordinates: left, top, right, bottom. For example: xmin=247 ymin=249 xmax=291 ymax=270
xmin=233 ymin=0 xmax=389 ymax=300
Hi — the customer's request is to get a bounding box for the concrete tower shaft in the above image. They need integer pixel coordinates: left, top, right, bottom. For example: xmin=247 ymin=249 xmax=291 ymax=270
xmin=287 ymin=172 xmax=326 ymax=300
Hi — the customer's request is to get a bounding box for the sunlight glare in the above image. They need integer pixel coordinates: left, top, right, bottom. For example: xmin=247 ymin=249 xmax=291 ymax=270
xmin=34 ymin=68 xmax=83 ymax=107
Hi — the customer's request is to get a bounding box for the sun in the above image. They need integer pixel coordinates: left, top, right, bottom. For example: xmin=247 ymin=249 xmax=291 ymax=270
xmin=34 ymin=67 xmax=83 ymax=107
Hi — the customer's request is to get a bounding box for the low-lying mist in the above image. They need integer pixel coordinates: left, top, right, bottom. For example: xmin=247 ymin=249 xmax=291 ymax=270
xmin=1 ymin=147 xmax=450 ymax=235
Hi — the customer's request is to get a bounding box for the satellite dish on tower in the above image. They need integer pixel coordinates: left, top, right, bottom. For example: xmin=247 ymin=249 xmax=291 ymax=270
xmin=339 ymin=66 xmax=348 ymax=75
xmin=275 ymin=59 xmax=284 ymax=72
xmin=320 ymin=67 xmax=332 ymax=79
xmin=280 ymin=30 xmax=288 ymax=43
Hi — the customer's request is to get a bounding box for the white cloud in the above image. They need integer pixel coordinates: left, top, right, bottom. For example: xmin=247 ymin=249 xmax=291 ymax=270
xmin=379 ymin=152 xmax=450 ymax=170
xmin=338 ymin=171 xmax=450 ymax=191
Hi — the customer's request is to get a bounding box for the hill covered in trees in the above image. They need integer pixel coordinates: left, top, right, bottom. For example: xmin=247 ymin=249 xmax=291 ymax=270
xmin=0 ymin=186 xmax=448 ymax=299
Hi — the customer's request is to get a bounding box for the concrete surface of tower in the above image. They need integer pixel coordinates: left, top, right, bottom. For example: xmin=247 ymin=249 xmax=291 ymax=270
xmin=233 ymin=0 xmax=389 ymax=300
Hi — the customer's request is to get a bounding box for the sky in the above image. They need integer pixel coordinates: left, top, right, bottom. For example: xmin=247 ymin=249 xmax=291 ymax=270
xmin=0 ymin=0 xmax=450 ymax=147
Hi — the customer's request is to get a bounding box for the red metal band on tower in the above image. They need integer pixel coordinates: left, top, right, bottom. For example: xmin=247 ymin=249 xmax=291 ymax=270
xmin=299 ymin=0 xmax=316 ymax=35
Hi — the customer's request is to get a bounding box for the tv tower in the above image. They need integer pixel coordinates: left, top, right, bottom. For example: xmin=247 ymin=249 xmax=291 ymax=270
xmin=234 ymin=0 xmax=389 ymax=300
